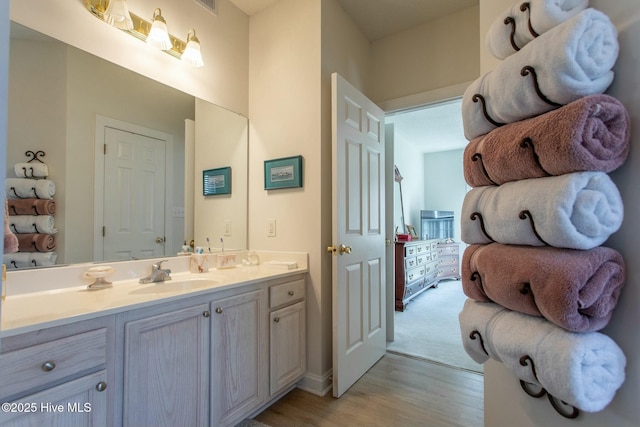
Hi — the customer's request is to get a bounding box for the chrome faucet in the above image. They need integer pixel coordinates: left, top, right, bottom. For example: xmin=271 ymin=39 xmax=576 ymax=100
xmin=139 ymin=260 xmax=172 ymax=284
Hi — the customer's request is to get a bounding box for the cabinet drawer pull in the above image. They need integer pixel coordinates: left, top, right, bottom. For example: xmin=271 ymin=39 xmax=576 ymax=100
xmin=41 ymin=361 xmax=56 ymax=372
xmin=274 ymin=317 xmax=280 ymax=323
xmin=215 ymin=307 xmax=223 ymax=314
xmin=203 ymin=310 xmax=211 ymax=317
xmin=288 ymin=291 xmax=295 ymax=296
xmin=96 ymin=381 xmax=108 ymax=392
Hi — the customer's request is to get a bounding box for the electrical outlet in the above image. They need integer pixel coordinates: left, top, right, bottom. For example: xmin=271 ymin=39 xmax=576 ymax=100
xmin=224 ymin=220 xmax=232 ymax=236
xmin=267 ymin=219 xmax=276 ymax=237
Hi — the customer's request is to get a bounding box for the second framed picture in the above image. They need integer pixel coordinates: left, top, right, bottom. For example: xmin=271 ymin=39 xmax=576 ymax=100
xmin=264 ymin=155 xmax=303 ymax=190
xmin=203 ymin=167 xmax=231 ymax=196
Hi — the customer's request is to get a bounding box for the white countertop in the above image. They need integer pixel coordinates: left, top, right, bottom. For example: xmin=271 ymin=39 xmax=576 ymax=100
xmin=1 ymin=251 xmax=308 ymax=337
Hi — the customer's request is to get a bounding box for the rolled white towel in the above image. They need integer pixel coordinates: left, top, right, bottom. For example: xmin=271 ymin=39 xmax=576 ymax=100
xmin=5 ymin=178 xmax=55 ymax=199
xmin=3 ymin=251 xmax=58 ymax=269
xmin=14 ymin=162 xmax=49 ymax=178
xmin=458 ymin=299 xmax=626 ymax=413
xmin=463 ymin=8 xmax=618 ymax=140
xmin=486 ymin=0 xmax=589 ymax=59
xmin=8 ymin=215 xmax=57 ymax=234
xmin=461 ymin=171 xmax=623 ymax=250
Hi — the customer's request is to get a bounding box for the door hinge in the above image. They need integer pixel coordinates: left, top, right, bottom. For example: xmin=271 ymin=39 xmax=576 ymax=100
xmin=103 ymin=144 xmax=107 ymax=155
xmin=102 ymin=226 xmax=105 ymax=237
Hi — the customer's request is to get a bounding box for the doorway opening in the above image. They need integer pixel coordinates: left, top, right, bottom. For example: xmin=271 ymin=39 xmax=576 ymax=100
xmin=385 ymin=99 xmax=482 ymax=373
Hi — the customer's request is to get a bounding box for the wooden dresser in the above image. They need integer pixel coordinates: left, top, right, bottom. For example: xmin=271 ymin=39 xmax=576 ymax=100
xmin=436 ymin=241 xmax=461 ymax=281
xmin=394 ymin=239 xmax=439 ymax=311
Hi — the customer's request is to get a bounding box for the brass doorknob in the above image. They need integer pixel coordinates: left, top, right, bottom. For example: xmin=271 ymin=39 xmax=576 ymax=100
xmin=339 ymin=244 xmax=352 ymax=255
xmin=155 ymin=236 xmax=165 ymax=244
xmin=328 ymin=244 xmax=352 ymax=255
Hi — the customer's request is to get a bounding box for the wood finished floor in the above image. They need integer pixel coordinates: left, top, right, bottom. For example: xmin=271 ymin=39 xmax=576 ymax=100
xmin=255 ymin=352 xmax=484 ymax=427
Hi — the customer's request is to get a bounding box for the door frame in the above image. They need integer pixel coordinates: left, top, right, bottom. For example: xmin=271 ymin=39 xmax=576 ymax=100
xmin=93 ymin=115 xmax=174 ymax=261
xmin=380 ymin=82 xmax=472 ymax=343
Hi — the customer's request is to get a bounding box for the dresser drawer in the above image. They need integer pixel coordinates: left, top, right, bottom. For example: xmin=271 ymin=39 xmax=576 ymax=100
xmin=438 ymin=265 xmax=461 ymax=279
xmin=0 ymin=328 xmax=107 ymax=398
xmin=422 ymin=260 xmax=438 ymax=276
xmin=438 ymin=244 xmax=460 ymax=256
xmin=270 ymin=278 xmax=305 ymax=309
xmin=429 ymin=241 xmax=438 ymax=251
xmin=438 ymin=256 xmax=459 ymax=267
xmin=404 ymin=245 xmax=418 ymax=257
xmin=405 ymin=265 xmax=426 ymax=284
xmin=404 ymin=256 xmax=418 ymax=269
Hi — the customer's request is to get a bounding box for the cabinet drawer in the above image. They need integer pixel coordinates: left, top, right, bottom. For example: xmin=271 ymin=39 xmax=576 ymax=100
xmin=422 ymin=260 xmax=438 ymax=276
xmin=404 ymin=256 xmax=417 ymax=269
xmin=415 ymin=244 xmax=429 ymax=255
xmin=404 ymin=281 xmax=423 ymax=299
xmin=438 ymin=244 xmax=460 ymax=256
xmin=404 ymin=245 xmax=417 ymax=257
xmin=0 ymin=328 xmax=107 ymax=399
xmin=270 ymin=279 xmax=305 ymax=309
xmin=429 ymin=241 xmax=438 ymax=251
xmin=405 ymin=266 xmax=425 ymax=284
xmin=438 ymin=256 xmax=459 ymax=267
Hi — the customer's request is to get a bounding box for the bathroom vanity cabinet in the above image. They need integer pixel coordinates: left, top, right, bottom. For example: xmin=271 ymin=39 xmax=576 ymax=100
xmin=269 ymin=278 xmax=306 ymax=396
xmin=0 ymin=316 xmax=115 ymax=427
xmin=210 ymin=289 xmax=267 ymax=427
xmin=0 ymin=272 xmax=306 ymax=427
xmin=120 ymin=303 xmax=210 ymax=427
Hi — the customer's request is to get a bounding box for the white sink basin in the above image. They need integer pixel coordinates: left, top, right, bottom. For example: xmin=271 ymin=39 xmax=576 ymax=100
xmin=129 ymin=279 xmax=219 ymax=295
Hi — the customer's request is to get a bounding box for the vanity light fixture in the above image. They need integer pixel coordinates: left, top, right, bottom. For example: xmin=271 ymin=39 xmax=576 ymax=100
xmin=182 ymin=29 xmax=204 ymax=68
xmin=102 ymin=0 xmax=133 ymax=30
xmin=83 ymin=0 xmax=205 ymax=67
xmin=146 ymin=8 xmax=172 ymax=51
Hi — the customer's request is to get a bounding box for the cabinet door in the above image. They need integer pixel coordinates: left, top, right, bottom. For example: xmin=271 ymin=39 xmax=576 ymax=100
xmin=270 ymin=301 xmax=306 ymax=396
xmin=0 ymin=370 xmax=107 ymax=427
xmin=210 ymin=289 xmax=267 ymax=427
xmin=122 ymin=304 xmax=210 ymax=427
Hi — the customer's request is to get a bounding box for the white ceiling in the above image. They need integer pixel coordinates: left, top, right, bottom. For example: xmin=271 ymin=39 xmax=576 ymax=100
xmin=230 ymin=0 xmax=475 ymax=154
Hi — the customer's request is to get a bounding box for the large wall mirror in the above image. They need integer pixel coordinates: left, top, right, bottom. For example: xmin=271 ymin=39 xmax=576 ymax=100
xmin=4 ymin=22 xmax=248 ymax=269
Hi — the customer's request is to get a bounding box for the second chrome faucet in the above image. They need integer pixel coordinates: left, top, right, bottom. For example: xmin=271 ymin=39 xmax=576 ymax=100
xmin=139 ymin=260 xmax=172 ymax=284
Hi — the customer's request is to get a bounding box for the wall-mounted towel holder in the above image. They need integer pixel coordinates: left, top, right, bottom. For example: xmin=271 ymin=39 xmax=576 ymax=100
xmin=18 ymin=150 xmax=48 ymax=178
xmin=469 ymin=209 xmax=549 ymax=246
xmin=470 ymin=329 xmax=580 ymax=419
xmin=25 ymin=150 xmax=46 ymax=163
xmin=469 ymin=137 xmax=551 ymax=185
xmin=472 ymin=65 xmax=562 ymax=129
xmin=503 ymin=2 xmax=540 ymax=52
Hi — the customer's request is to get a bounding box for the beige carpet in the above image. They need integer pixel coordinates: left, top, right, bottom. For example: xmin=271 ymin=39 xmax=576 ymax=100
xmin=387 ymin=279 xmax=483 ymax=373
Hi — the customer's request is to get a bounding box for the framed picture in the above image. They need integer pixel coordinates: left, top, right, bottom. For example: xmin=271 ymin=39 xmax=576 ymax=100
xmin=264 ymin=155 xmax=303 ymax=190
xmin=406 ymin=224 xmax=418 ymax=239
xmin=203 ymin=167 xmax=231 ymax=196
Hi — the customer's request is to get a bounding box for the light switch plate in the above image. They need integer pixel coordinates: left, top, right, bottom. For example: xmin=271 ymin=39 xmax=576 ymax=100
xmin=224 ymin=220 xmax=232 ymax=236
xmin=267 ymin=219 xmax=276 ymax=237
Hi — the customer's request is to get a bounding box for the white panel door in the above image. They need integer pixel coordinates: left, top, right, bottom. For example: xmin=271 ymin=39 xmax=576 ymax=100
xmin=103 ymin=127 xmax=166 ymax=261
xmin=331 ymin=73 xmax=386 ymax=398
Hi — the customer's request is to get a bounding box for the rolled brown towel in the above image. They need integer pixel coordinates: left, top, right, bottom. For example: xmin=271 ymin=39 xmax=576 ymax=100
xmin=7 ymin=198 xmax=56 ymax=216
xmin=464 ymin=94 xmax=630 ymax=187
xmin=462 ymin=243 xmax=626 ymax=332
xmin=16 ymin=233 xmax=56 ymax=252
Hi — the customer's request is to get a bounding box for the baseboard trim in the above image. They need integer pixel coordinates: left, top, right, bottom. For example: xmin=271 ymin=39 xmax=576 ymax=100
xmin=296 ymin=369 xmax=333 ymax=396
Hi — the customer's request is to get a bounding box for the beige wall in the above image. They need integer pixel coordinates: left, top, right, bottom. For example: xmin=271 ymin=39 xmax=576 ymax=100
xmin=10 ymin=0 xmax=249 ymax=116
xmin=370 ymin=6 xmax=479 ymax=104
xmin=248 ymin=0 xmax=327 ymax=392
xmin=481 ymin=1 xmax=640 ymax=426
xmin=193 ymin=99 xmax=248 ymax=251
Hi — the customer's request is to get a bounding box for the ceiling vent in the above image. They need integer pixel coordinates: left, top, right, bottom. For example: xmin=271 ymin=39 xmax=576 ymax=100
xmin=194 ymin=0 xmax=217 ymax=15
